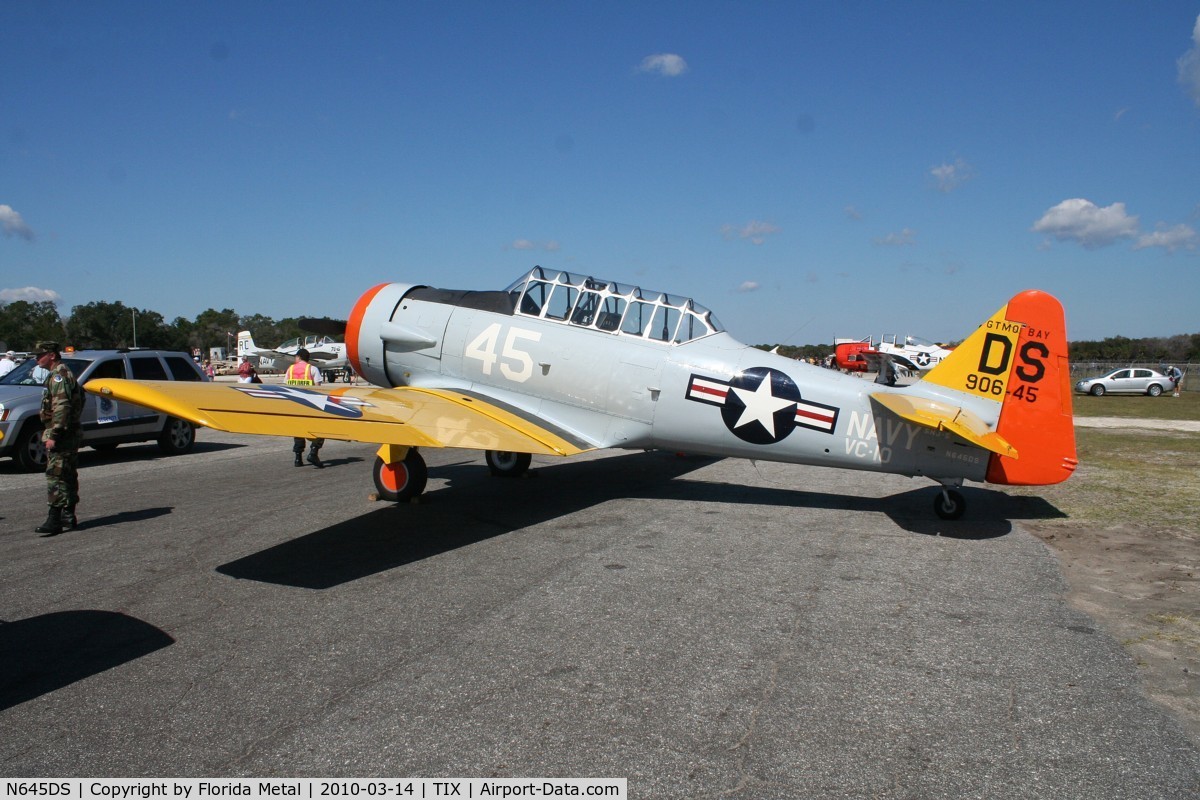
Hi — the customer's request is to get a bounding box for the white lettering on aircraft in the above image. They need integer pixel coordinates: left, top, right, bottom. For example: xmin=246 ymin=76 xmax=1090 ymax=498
xmin=465 ymin=323 xmax=543 ymax=383
xmin=845 ymin=411 xmax=944 ymax=464
xmin=845 ymin=438 xmax=890 ymax=463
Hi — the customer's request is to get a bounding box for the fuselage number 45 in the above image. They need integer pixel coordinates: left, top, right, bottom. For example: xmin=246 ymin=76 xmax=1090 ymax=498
xmin=465 ymin=323 xmax=542 ymax=382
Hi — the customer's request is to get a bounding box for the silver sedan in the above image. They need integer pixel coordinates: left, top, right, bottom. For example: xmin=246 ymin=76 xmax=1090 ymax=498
xmin=1074 ymin=368 xmax=1174 ymax=397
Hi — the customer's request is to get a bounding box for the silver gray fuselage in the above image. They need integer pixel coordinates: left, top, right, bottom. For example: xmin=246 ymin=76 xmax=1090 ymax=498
xmin=351 ymin=287 xmax=992 ymax=485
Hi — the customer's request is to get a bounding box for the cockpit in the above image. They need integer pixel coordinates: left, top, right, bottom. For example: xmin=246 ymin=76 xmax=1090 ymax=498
xmin=505 ymin=266 xmax=724 ymax=344
xmin=280 ymin=334 xmax=337 ymax=350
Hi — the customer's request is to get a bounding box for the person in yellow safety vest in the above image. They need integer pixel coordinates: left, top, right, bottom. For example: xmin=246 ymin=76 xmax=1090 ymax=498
xmin=285 ymin=348 xmax=325 ymax=468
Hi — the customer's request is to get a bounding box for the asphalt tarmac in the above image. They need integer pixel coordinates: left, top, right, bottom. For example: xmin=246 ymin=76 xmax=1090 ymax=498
xmin=2 ymin=431 xmax=1199 ymax=798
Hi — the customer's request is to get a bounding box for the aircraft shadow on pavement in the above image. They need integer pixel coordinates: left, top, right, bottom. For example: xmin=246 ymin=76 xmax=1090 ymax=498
xmin=648 ymin=479 xmax=1064 ymax=540
xmin=0 ymin=438 xmax=245 ymax=479
xmin=0 ymin=610 xmax=174 ymax=711
xmin=890 ymin=490 xmax=1066 ymax=539
xmin=217 ymin=451 xmax=720 ymax=589
xmin=217 ymin=452 xmax=1065 ymax=589
xmin=0 ymin=440 xmax=252 ymax=475
xmin=296 ymin=456 xmax=365 ymax=470
xmin=73 ymin=440 xmax=245 ymax=470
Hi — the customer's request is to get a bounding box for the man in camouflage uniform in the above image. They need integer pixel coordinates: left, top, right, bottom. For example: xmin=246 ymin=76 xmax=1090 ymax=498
xmin=34 ymin=342 xmax=84 ymax=536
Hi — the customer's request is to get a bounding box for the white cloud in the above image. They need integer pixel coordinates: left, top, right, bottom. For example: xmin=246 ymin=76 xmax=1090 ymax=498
xmin=1031 ymin=198 xmax=1139 ymax=249
xmin=873 ymin=227 xmax=917 ymax=246
xmin=0 ymin=286 xmax=60 ymax=304
xmin=930 ymin=158 xmax=974 ymax=193
xmin=737 ymin=281 xmax=760 ymax=293
xmin=721 ymin=220 xmax=780 ymax=245
xmin=1178 ymin=14 xmax=1200 ymax=107
xmin=0 ymin=205 xmax=35 ymax=241
xmin=1134 ymin=223 xmax=1199 ymax=253
xmin=508 ymin=239 xmax=560 ymax=252
xmin=844 ymin=205 xmax=862 ymax=220
xmin=638 ymin=53 xmax=688 ymax=77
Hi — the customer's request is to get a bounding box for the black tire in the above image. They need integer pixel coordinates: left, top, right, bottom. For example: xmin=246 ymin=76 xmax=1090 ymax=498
xmin=14 ymin=421 xmax=46 ymax=472
xmin=1089 ymin=384 xmax=1106 ymax=397
xmin=157 ymin=417 xmax=196 ymax=455
xmin=1147 ymin=384 xmax=1163 ymax=397
xmin=934 ymin=489 xmax=966 ymax=521
xmin=373 ymin=449 xmax=428 ymax=502
xmin=485 ymin=450 xmax=532 ymax=477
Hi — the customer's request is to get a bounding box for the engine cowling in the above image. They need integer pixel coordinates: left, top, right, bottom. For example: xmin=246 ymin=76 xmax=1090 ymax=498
xmin=346 ymin=282 xmax=426 ymax=387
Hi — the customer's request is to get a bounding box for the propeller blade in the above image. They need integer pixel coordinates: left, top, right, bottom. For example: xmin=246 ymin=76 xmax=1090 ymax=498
xmin=298 ymin=318 xmax=348 ymax=336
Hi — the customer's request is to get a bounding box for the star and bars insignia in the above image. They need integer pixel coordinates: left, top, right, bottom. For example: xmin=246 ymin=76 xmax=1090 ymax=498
xmin=686 ymin=366 xmax=839 ymax=445
xmin=232 ymin=384 xmax=373 ymax=419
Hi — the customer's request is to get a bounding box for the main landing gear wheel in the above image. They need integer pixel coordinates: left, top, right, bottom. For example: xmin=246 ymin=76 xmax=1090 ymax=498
xmin=934 ymin=489 xmax=966 ymax=520
xmin=373 ymin=449 xmax=428 ymax=502
xmin=485 ymin=450 xmax=532 ymax=477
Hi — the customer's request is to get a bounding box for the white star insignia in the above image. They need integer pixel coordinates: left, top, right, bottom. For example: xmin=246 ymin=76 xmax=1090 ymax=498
xmin=731 ymin=377 xmax=795 ymax=438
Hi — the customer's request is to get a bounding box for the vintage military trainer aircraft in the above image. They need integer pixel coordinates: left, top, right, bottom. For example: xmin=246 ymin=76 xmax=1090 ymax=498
xmin=834 ymin=334 xmax=954 ymax=375
xmin=236 ymin=329 xmax=352 ymax=380
xmin=88 ymin=266 xmax=1077 ymax=519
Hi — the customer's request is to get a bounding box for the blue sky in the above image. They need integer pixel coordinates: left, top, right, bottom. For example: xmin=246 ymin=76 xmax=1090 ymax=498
xmin=3 ymin=1 xmax=1199 ymax=345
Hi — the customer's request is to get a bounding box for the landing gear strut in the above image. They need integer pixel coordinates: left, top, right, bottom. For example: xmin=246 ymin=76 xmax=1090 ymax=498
xmin=933 ymin=484 xmax=966 ymax=520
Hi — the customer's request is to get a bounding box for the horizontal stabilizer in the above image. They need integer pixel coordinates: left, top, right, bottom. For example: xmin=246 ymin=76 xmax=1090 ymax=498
xmin=870 ymin=392 xmax=1017 ymax=459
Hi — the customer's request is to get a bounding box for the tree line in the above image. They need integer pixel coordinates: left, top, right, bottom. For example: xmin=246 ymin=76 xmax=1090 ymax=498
xmin=1 ymin=297 xmax=1196 ymax=365
xmin=0 ymin=299 xmax=323 ymax=356
xmin=763 ymin=333 xmax=1200 ymax=365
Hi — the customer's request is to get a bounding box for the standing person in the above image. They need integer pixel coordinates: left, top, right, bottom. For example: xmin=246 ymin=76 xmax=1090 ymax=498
xmin=203 ymin=359 xmax=215 ymax=379
xmin=33 ymin=342 xmax=84 ymax=535
xmin=0 ymin=350 xmax=16 ymax=378
xmin=285 ymin=348 xmax=325 ymax=467
xmin=1168 ymin=365 xmax=1183 ymax=397
xmin=237 ymin=356 xmax=256 ymax=383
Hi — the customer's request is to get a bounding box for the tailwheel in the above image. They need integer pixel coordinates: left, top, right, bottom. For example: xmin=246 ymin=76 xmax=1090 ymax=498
xmin=373 ymin=448 xmax=428 ymax=502
xmin=485 ymin=450 xmax=532 ymax=477
xmin=934 ymin=488 xmax=966 ymax=520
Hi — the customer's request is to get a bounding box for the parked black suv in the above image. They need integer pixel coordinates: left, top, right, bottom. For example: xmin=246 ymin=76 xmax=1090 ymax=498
xmin=0 ymin=349 xmax=207 ymax=472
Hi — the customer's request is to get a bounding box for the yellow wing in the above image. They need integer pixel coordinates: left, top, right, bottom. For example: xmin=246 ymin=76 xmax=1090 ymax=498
xmin=85 ymin=379 xmax=592 ymax=457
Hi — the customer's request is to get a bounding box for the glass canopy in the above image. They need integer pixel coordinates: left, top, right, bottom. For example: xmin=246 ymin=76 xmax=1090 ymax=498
xmin=505 ymin=267 xmax=724 ymax=345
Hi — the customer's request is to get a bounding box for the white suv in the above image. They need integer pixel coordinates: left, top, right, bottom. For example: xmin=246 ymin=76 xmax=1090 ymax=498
xmin=0 ymin=349 xmax=207 ymax=472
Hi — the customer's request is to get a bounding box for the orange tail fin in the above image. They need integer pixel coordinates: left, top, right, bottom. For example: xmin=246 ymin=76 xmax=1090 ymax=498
xmin=923 ymin=290 xmax=1078 ymax=486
